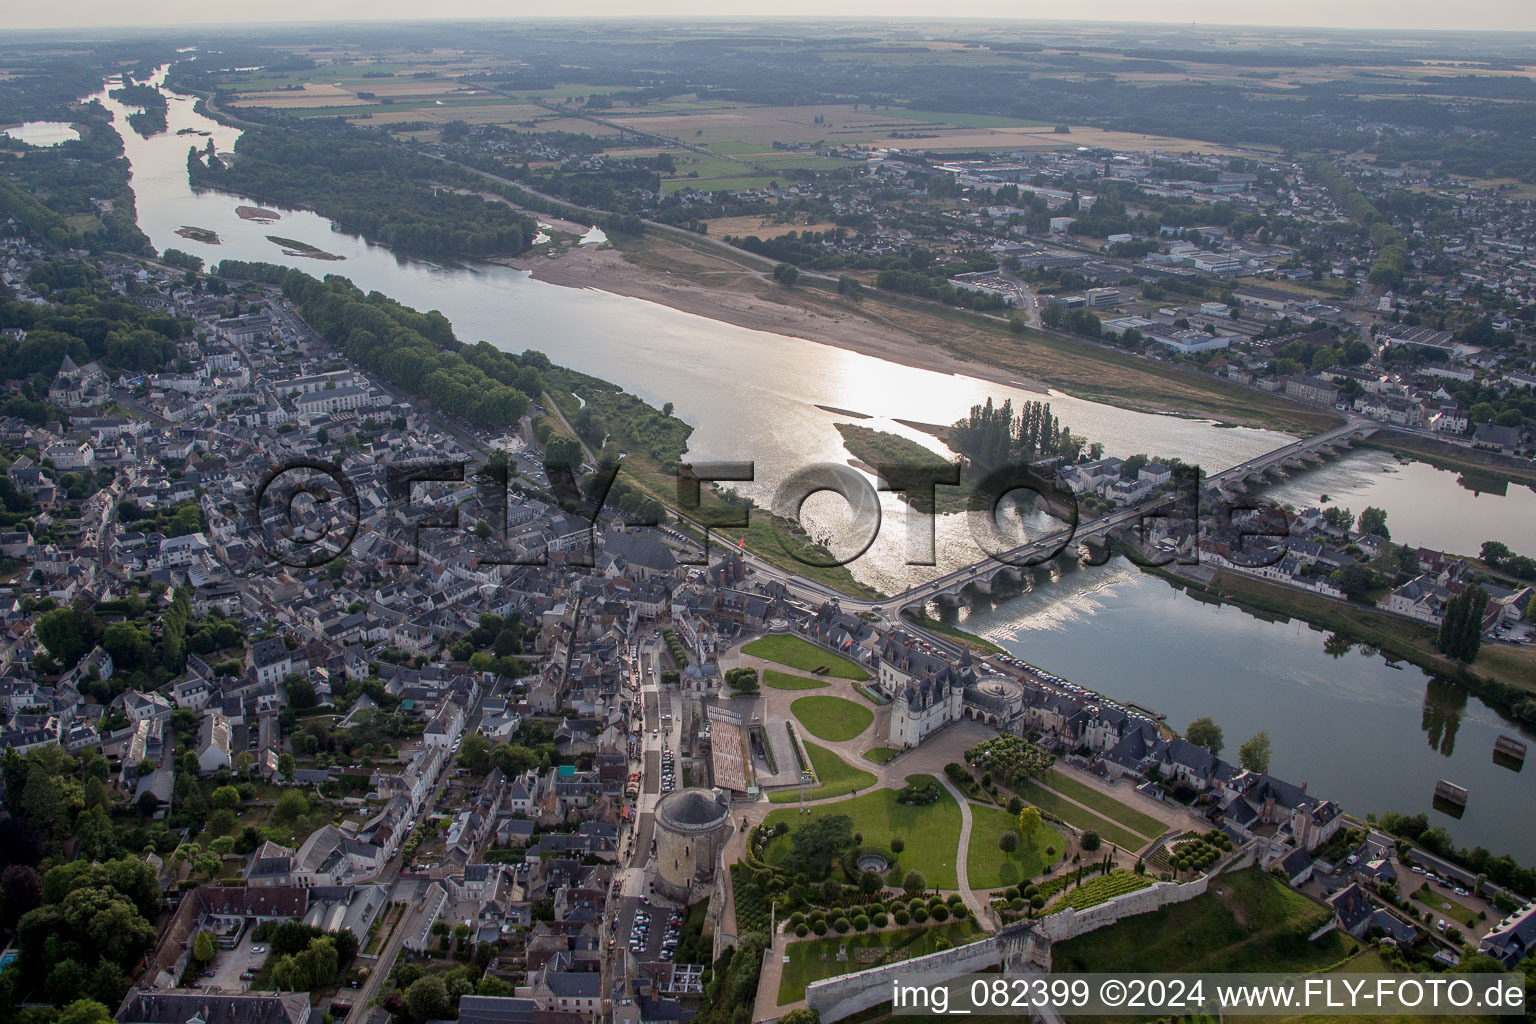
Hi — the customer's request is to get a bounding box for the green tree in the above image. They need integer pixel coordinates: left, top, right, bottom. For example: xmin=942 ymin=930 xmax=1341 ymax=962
xmin=778 ymin=1010 xmax=821 ymax=1024
xmin=785 ymin=815 xmax=854 ymax=877
xmin=193 ymin=929 xmax=216 ymax=964
xmin=277 ymin=752 xmax=295 ymax=782
xmin=458 ymin=734 xmax=491 ymax=773
xmin=1080 ymin=830 xmax=1101 ymax=852
xmin=998 ymin=830 xmax=1020 ymax=853
xmin=1017 ymin=805 xmax=1042 ymax=842
xmin=210 ymin=785 xmax=241 ymax=810
xmin=58 ymin=999 xmax=113 ymax=1024
xmin=859 ymin=869 xmax=883 ymax=895
xmin=1359 ymin=506 xmax=1390 ymax=540
xmin=406 ymin=974 xmax=449 ymax=1024
xmin=902 ymin=870 xmax=927 ymax=895
xmin=35 ymin=607 xmax=89 ymax=668
xmin=1239 ymin=731 xmax=1272 ymax=774
xmin=1186 ymin=717 xmax=1224 ymax=757
xmin=772 ymin=262 xmax=800 ymax=287
xmin=274 ymin=789 xmax=308 ymax=823
xmin=1437 ymin=585 xmax=1490 ymax=662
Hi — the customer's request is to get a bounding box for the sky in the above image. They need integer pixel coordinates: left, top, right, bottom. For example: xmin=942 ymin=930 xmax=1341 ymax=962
xmin=6 ymin=2 xmax=1536 ymax=33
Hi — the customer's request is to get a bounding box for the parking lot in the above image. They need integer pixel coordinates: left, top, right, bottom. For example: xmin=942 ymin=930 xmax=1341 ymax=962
xmin=660 ymin=746 xmax=676 ymax=795
xmin=611 ymin=895 xmax=684 ymax=965
xmin=202 ymin=931 xmax=269 ymax=992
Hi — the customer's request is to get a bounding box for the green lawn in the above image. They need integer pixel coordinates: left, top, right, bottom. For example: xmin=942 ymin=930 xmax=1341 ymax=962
xmin=777 ymin=920 xmax=985 ymax=1004
xmin=763 ymin=669 xmax=829 ymax=690
xmin=765 ymin=775 xmax=961 ymax=889
xmin=967 ymin=803 xmax=1063 ymax=890
xmin=1051 ymin=868 xmax=1353 ymax=975
xmin=769 ymin=741 xmax=876 ymax=803
xmin=1040 ymin=770 xmax=1166 ymax=840
xmin=1412 ymin=883 xmax=1479 ymax=929
xmin=864 ymin=747 xmax=900 ymax=764
xmin=742 ymin=635 xmax=870 ymax=679
xmin=792 ymin=695 xmax=874 ymax=741
xmin=1019 ymin=780 xmax=1148 ymax=853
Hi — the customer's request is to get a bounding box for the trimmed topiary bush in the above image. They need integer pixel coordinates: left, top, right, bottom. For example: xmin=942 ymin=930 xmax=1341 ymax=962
xmin=833 ymin=917 xmax=851 ymax=933
xmin=853 ymin=914 xmax=869 ymax=932
xmin=872 ymin=912 xmax=888 ymax=927
xmin=795 ymin=923 xmax=809 ymax=937
xmin=893 ymin=909 xmax=910 ymax=925
xmin=911 ymin=906 xmax=929 ymax=924
xmin=931 ymin=904 xmax=949 ymax=922
xmin=951 ymin=904 xmax=968 ymax=919
xmin=812 ymin=920 xmax=828 ymax=935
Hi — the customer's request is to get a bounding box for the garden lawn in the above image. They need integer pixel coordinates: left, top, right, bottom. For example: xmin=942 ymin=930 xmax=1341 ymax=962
xmin=1412 ymin=884 xmax=1479 ymax=929
xmin=792 ymin=695 xmax=874 ymax=741
xmin=864 ymin=747 xmax=900 ymax=763
xmin=769 ymin=741 xmax=875 ymax=803
xmin=1041 ymin=769 xmax=1166 ymax=840
xmin=967 ymin=803 xmax=1063 ymax=889
xmin=763 ymin=669 xmax=829 ymax=690
xmin=1051 ymin=868 xmax=1353 ymax=974
xmin=742 ymin=635 xmax=870 ymax=679
xmin=1019 ymin=780 xmax=1147 ymax=852
xmin=777 ymin=920 xmax=985 ymax=1004
xmin=764 ymin=775 xmax=961 ymax=888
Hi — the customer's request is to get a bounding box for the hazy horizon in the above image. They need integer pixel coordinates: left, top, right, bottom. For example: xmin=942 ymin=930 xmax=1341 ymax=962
xmin=4 ymin=4 xmax=1536 ymax=35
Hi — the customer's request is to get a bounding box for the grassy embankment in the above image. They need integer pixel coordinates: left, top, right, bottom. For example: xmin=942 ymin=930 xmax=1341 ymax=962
xmin=611 ymin=230 xmax=1340 ymax=434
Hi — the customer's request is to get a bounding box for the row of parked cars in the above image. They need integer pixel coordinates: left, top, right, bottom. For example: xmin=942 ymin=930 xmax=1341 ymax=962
xmin=661 ymin=749 xmax=676 ymax=794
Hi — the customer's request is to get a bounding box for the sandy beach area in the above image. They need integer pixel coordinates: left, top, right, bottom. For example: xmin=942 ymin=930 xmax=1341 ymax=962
xmin=506 ymin=242 xmax=1051 ymax=394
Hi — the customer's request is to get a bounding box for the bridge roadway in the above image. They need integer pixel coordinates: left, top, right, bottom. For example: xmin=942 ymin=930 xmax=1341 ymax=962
xmin=664 ymin=418 xmax=1371 ymax=616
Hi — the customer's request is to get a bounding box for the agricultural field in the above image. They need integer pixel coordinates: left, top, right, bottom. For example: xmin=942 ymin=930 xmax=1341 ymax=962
xmin=791 ymin=694 xmax=874 ymax=741
xmin=764 ymin=775 xmax=962 ymax=888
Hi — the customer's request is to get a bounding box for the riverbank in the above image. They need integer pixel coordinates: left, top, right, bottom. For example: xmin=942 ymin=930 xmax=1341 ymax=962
xmin=508 ymin=233 xmax=1339 ymax=437
xmin=1146 ymin=561 xmax=1536 ymax=712
xmin=901 ymin=608 xmax=1006 ymax=655
xmin=1364 ymin=430 xmax=1536 ymax=489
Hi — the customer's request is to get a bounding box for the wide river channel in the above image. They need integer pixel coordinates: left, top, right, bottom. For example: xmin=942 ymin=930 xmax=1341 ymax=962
xmin=77 ymin=74 xmax=1535 ymax=857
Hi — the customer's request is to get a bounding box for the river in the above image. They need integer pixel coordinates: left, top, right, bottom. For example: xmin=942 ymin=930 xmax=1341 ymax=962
xmin=90 ymin=73 xmax=1535 ymax=856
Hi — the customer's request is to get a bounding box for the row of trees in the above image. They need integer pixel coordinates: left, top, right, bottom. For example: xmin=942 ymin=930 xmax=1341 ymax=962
xmin=280 ymin=270 xmax=537 ymax=429
xmin=1436 ymin=584 xmax=1490 ymax=663
xmin=949 ymin=398 xmax=1094 ymax=471
xmin=1184 ymin=717 xmax=1272 ymax=773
